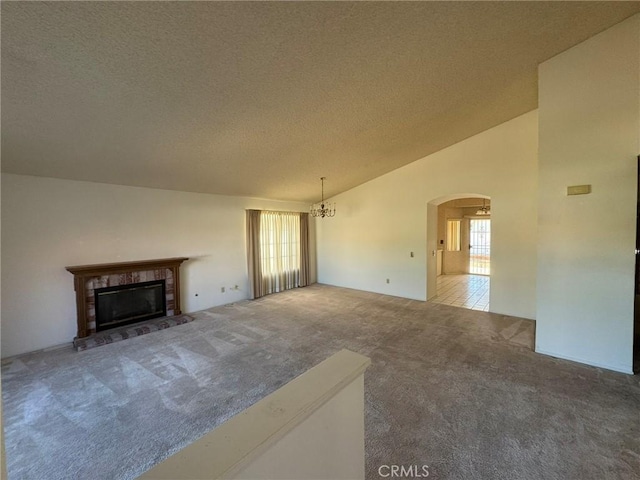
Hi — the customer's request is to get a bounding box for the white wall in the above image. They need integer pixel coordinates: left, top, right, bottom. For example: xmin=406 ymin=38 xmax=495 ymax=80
xmin=426 ymin=203 xmax=438 ymax=300
xmin=317 ymin=110 xmax=538 ymax=320
xmin=1 ymin=174 xmax=316 ymax=358
xmin=536 ymin=15 xmax=639 ymax=374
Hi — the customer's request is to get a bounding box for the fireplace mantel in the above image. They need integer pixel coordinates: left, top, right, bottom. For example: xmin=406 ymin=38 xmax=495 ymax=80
xmin=66 ymin=257 xmax=189 ymax=338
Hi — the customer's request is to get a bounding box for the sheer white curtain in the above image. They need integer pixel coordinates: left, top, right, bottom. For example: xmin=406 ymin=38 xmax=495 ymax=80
xmin=247 ymin=210 xmax=309 ymax=299
xmin=260 ymin=210 xmax=300 ymax=295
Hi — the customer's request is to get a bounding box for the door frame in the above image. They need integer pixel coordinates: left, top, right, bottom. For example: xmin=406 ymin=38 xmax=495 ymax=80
xmin=426 ymin=193 xmax=491 ymax=301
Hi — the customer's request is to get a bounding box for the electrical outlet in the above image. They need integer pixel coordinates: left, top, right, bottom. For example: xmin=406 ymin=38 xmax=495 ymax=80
xmin=221 ymin=287 xmax=225 ymax=293
xmin=386 ymin=278 xmax=390 ymax=284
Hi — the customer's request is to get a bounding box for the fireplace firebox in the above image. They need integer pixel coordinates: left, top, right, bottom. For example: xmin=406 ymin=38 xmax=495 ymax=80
xmin=66 ymin=257 xmax=189 ymax=339
xmin=95 ymin=280 xmax=167 ymax=331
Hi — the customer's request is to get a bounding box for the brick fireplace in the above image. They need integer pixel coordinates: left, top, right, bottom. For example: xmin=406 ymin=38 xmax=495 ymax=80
xmin=66 ymin=257 xmax=189 ymax=339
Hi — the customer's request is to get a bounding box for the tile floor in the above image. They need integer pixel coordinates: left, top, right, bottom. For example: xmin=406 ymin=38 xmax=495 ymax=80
xmin=430 ymin=274 xmax=490 ymax=311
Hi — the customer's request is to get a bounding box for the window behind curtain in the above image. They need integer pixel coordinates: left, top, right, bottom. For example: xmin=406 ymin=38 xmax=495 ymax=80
xmin=447 ymin=219 xmax=461 ymax=251
xmin=259 ymin=211 xmax=301 ymax=294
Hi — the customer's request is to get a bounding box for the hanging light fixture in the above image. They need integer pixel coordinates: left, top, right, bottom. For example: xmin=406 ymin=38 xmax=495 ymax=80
xmin=476 ymin=199 xmax=491 ymax=216
xmin=310 ymin=177 xmax=336 ymax=218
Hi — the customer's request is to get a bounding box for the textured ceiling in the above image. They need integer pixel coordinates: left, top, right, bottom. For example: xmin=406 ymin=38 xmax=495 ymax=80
xmin=3 ymin=2 xmax=640 ymax=203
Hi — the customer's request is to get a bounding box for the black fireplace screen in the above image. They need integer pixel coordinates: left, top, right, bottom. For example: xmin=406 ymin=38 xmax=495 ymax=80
xmin=95 ymin=280 xmax=166 ymax=331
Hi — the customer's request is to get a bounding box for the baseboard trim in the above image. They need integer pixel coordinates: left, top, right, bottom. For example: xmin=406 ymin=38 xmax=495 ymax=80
xmin=1 ymin=342 xmax=73 ymax=363
xmin=535 ymin=347 xmax=634 ymax=375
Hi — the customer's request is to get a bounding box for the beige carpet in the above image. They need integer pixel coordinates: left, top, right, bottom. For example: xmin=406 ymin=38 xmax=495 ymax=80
xmin=2 ymin=284 xmax=639 ymax=479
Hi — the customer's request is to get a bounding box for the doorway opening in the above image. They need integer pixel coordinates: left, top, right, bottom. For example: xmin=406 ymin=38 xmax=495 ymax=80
xmin=469 ymin=218 xmax=491 ymax=275
xmin=634 ymin=157 xmax=640 ymax=373
xmin=427 ymin=195 xmax=491 ymax=312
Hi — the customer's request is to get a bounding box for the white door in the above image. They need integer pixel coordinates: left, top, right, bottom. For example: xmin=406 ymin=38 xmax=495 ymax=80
xmin=469 ymin=219 xmax=491 ymax=275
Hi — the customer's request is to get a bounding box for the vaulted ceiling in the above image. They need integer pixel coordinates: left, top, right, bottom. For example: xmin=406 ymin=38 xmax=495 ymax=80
xmin=3 ymin=2 xmax=640 ymax=202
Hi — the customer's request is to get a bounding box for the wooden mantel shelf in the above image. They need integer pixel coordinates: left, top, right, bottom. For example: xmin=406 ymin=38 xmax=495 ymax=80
xmin=66 ymin=257 xmax=189 ymax=339
xmin=66 ymin=257 xmax=189 ymax=276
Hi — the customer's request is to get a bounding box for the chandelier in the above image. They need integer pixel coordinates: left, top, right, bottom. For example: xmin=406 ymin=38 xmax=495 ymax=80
xmin=476 ymin=199 xmax=490 ymax=216
xmin=310 ymin=177 xmax=336 ymax=218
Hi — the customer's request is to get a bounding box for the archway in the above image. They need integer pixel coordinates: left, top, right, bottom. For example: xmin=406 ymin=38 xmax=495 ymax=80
xmin=427 ymin=193 xmax=491 ymax=311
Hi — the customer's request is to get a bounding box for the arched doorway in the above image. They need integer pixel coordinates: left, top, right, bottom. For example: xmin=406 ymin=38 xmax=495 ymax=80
xmin=427 ymin=194 xmax=491 ymax=312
